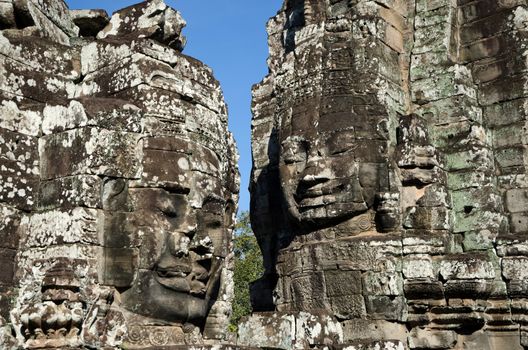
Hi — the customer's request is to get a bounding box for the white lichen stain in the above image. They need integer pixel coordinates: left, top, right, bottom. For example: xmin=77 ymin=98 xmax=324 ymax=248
xmin=514 ymin=6 xmax=528 ymax=30
xmin=84 ymin=128 xmax=100 ymax=155
xmin=97 ymin=13 xmax=122 ymax=39
xmin=24 ymin=208 xmax=100 ymax=248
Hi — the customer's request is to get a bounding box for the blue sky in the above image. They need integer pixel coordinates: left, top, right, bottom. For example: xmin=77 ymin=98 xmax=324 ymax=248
xmin=66 ymin=0 xmax=283 ymax=213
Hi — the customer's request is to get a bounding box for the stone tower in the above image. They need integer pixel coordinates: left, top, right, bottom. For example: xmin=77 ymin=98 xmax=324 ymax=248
xmin=248 ymin=0 xmax=528 ymax=349
xmin=0 ymin=0 xmax=239 ymax=348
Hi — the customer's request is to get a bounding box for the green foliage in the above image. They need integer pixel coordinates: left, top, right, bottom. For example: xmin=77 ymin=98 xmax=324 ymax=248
xmin=229 ymin=211 xmax=264 ymax=331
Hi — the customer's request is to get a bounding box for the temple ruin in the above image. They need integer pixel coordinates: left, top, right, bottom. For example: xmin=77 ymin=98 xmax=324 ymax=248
xmin=2 ymin=0 xmax=528 ymax=349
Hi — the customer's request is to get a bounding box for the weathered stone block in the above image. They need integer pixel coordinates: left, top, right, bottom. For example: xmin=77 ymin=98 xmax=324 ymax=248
xmin=20 ymin=208 xmax=101 ymax=248
xmin=495 ymin=146 xmax=527 ymax=172
xmin=26 ymin=0 xmax=79 ymax=36
xmin=493 ymin=122 xmax=528 ymax=149
xmin=459 ymin=330 xmax=523 ymax=350
xmin=97 ymin=0 xmax=185 ymax=50
xmin=83 ymin=55 xmax=223 ymax=115
xmin=0 ymin=204 xmax=20 ymax=250
xmin=403 ymin=255 xmax=435 ymax=279
xmin=102 ymin=212 xmax=142 ymax=249
xmin=439 ymin=254 xmax=496 ymax=280
xmin=411 ymin=51 xmax=453 ymax=82
xmin=460 ymin=34 xmax=509 ymax=63
xmin=291 ymin=272 xmax=326 ymax=304
xmin=39 ymin=127 xmax=142 ymax=180
xmin=277 ymin=250 xmax=303 ymax=276
xmin=507 ymin=280 xmax=528 ymax=297
xmin=479 ymin=74 xmax=527 ymax=106
xmin=418 ymin=95 xmax=482 ymax=125
xmin=415 ymin=5 xmax=452 ymax=28
xmin=412 ymin=70 xmax=475 ymax=104
xmin=0 ymin=99 xmax=41 ymax=136
xmin=237 ymin=311 xmax=343 ymax=350
xmin=0 ymin=34 xmax=80 ymax=80
xmin=413 ymin=22 xmax=455 ymax=55
xmin=457 ymin=0 xmax=505 ymax=23
xmin=0 ymin=248 xmax=15 ymax=284
xmin=506 ymin=189 xmax=528 ymax=213
xmin=444 ymin=148 xmax=493 ymax=172
xmin=0 ymin=56 xmax=74 ymax=104
xmin=0 ymin=2 xmax=15 ymax=28
xmin=0 ymin=127 xmax=38 ymax=165
xmin=403 ymin=232 xmax=449 ymax=255
xmin=331 ymin=294 xmax=367 ymax=319
xmin=451 ymin=187 xmax=501 ymax=216
xmin=42 ymin=99 xmax=142 ymax=135
xmin=342 ymin=319 xmax=408 ymax=344
xmin=362 ymin=271 xmax=403 ymax=296
xmin=0 ymin=289 xmax=15 ymax=322
xmin=503 ymin=256 xmax=528 ymax=280
xmin=461 ymin=12 xmax=511 ymax=45
xmin=409 ymin=328 xmax=457 ymax=349
xmin=444 ymin=279 xmax=507 ymax=298
xmin=403 ymin=206 xmax=450 ymax=230
xmin=430 ymin=120 xmax=490 ymax=150
xmin=452 ymin=208 xmax=502 ymax=234
xmin=312 ymin=239 xmax=396 ymax=273
xmin=142 ymin=148 xmax=192 ymax=187
xmin=471 ymin=53 xmax=525 ymax=84
xmin=510 ymin=212 xmax=528 ymax=233
xmin=416 ymin=0 xmax=446 ymax=13
xmin=0 ymin=159 xmax=38 ymax=211
xmin=101 ymin=247 xmax=138 ymax=288
xmin=447 ymin=170 xmax=492 ymax=190
xmin=38 ymin=175 xmax=103 ymax=210
xmin=404 ymin=280 xmax=444 ymax=300
xmin=484 ymin=98 xmax=528 ymax=127
xmin=496 ymin=236 xmax=528 ymax=257
xmin=334 ymin=340 xmax=406 ymax=350
xmin=325 ymin=270 xmax=362 ymax=297
xmin=463 ymin=230 xmax=496 ymax=251
xmin=365 ymin=296 xmax=406 ymax=321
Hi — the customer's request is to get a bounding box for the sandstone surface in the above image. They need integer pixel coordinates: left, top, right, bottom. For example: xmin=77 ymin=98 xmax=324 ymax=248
xmin=249 ymin=0 xmax=528 ymax=349
xmin=0 ymin=0 xmax=240 ymax=348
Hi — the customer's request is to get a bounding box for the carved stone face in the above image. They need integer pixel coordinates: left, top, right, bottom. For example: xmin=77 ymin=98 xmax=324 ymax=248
xmin=1 ymin=0 xmax=238 ymax=346
xmin=279 ymin=97 xmax=386 ymax=229
xmin=119 ymin=137 xmax=232 ymax=325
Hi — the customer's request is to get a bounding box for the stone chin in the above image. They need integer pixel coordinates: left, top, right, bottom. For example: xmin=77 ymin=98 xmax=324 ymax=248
xmin=120 ymin=268 xmax=220 ymax=325
xmin=284 ymin=185 xmax=368 ymax=230
xmin=299 ymin=202 xmax=368 ymax=224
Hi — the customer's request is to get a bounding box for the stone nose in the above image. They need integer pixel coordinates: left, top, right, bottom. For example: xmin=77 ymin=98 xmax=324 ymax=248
xmin=189 ymin=235 xmax=214 ymax=256
xmin=167 ymin=231 xmax=191 ymax=257
xmin=300 ymin=173 xmax=329 ymax=187
xmin=300 ymin=157 xmax=332 ymax=187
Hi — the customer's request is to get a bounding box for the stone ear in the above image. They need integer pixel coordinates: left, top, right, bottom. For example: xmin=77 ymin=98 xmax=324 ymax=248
xmin=102 ymin=178 xmax=129 ymax=211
